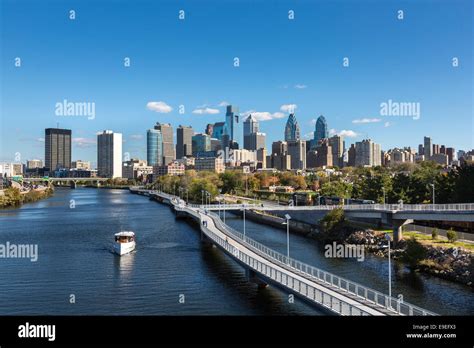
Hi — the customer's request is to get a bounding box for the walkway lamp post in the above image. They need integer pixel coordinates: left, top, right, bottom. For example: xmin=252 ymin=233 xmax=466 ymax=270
xmin=284 ymin=214 xmax=291 ymax=263
xmin=242 ymin=204 xmax=246 ymax=241
xmin=430 ymin=183 xmax=435 ymax=205
xmin=201 ymin=190 xmax=204 ymax=206
xmin=385 ymin=233 xmax=392 ymax=304
xmin=206 ymin=192 xmax=211 ymax=210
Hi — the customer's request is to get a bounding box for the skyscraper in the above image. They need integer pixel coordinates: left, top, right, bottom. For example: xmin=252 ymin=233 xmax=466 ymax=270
xmin=154 ymin=123 xmax=174 ymax=165
xmin=176 ymin=125 xmax=193 ymax=159
xmin=147 ymin=129 xmax=163 ymax=166
xmin=97 ymin=130 xmax=122 ymax=178
xmin=424 ymin=136 xmax=433 ymax=159
xmin=225 ymin=105 xmax=239 ymax=144
xmin=205 ymin=124 xmax=214 ymax=137
xmin=211 ymin=122 xmax=225 ymax=140
xmin=328 ymin=135 xmax=344 ymax=167
xmin=248 ymin=132 xmax=266 ymax=151
xmin=243 ymin=114 xmax=259 ymax=150
xmin=287 ymin=140 xmax=306 ymax=170
xmin=284 ymin=113 xmax=300 ymax=142
xmin=314 ymin=115 xmax=329 ymax=146
xmin=192 ymin=133 xmax=211 ymax=156
xmin=355 ymin=139 xmax=381 ymax=167
xmin=45 ymin=128 xmax=72 ymax=172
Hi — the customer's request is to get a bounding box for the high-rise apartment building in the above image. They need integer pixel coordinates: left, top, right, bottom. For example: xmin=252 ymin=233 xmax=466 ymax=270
xmin=355 ymin=139 xmax=381 ymax=167
xmin=97 ymin=130 xmax=122 ymax=178
xmin=287 ymin=140 xmax=306 ymax=170
xmin=328 ymin=135 xmax=344 ymax=167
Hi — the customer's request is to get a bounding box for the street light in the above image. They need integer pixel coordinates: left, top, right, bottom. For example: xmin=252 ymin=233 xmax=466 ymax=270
xmin=284 ymin=214 xmax=292 ymax=263
xmin=430 ymin=183 xmax=435 ymax=205
xmin=385 ymin=233 xmax=392 ymax=304
xmin=242 ymin=204 xmax=246 ymax=240
xmin=201 ymin=190 xmax=204 ymax=206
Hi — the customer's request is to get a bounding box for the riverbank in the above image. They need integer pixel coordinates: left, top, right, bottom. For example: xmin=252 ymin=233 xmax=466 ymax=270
xmin=0 ymin=187 xmax=54 ymax=208
xmin=244 ymin=208 xmax=473 ymax=288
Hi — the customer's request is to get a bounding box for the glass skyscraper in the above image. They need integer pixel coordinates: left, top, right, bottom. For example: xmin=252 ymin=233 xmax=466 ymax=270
xmin=284 ymin=113 xmax=300 ymax=142
xmin=314 ymin=115 xmax=329 ymax=146
xmin=147 ymin=129 xmax=162 ymax=166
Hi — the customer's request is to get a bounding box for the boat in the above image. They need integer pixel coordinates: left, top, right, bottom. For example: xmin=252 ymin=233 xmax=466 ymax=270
xmin=114 ymin=231 xmax=136 ymax=255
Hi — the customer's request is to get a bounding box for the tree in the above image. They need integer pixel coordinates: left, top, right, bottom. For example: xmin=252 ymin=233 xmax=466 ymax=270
xmin=401 ymin=237 xmax=427 ymax=269
xmin=319 ymin=208 xmax=348 ymax=242
xmin=446 ymin=229 xmax=458 ymax=243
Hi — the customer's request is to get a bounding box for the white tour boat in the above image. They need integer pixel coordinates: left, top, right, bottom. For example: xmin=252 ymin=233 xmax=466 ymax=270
xmin=114 ymin=231 xmax=136 ymax=256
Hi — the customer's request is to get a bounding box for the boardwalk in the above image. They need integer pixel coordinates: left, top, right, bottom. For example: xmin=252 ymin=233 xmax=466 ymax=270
xmin=131 ymin=188 xmax=436 ymax=316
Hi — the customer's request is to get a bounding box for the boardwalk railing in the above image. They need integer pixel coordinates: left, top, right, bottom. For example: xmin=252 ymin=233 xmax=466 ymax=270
xmin=135 ymin=189 xmax=438 ymax=316
xmin=203 ymin=210 xmax=435 ymax=316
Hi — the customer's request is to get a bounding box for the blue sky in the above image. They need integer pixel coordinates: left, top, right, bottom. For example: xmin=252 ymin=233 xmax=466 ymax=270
xmin=1 ymin=0 xmax=472 ymax=165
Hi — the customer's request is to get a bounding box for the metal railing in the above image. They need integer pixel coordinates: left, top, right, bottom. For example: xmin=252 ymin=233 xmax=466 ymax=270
xmin=403 ymin=223 xmax=474 ymax=242
xmin=173 ymin=201 xmax=436 ymax=316
xmin=260 ymin=203 xmax=474 ymax=212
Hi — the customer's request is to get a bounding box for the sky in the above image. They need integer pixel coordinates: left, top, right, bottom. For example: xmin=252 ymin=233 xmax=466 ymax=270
xmin=1 ymin=0 xmax=473 ymax=166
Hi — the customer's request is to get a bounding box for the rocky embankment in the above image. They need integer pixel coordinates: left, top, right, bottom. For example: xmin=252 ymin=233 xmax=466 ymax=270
xmin=343 ymin=229 xmax=473 ymax=288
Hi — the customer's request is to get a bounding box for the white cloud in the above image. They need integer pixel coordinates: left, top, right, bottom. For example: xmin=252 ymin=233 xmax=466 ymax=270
xmin=310 ymin=119 xmax=317 ymax=125
xmin=338 ymin=130 xmax=359 ymax=138
xmin=130 ymin=134 xmax=143 ymax=140
xmin=192 ymin=107 xmax=220 ymax=115
xmin=384 ymin=122 xmax=392 ymax=127
xmin=218 ymin=101 xmax=229 ymax=107
xmin=280 ymin=104 xmax=297 ymax=113
xmin=146 ymin=101 xmax=173 ymax=113
xmin=37 ymin=137 xmax=45 ymax=142
xmin=72 ymin=137 xmax=96 ymax=148
xmin=329 ymin=129 xmax=358 ymax=138
xmin=242 ymin=110 xmax=285 ymax=121
xmin=352 ymin=118 xmax=381 ymax=124
xmin=294 ymin=84 xmax=307 ymax=89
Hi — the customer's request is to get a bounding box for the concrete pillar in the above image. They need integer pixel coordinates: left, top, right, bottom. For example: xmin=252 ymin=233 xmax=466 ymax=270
xmin=392 ymin=219 xmax=413 ymax=244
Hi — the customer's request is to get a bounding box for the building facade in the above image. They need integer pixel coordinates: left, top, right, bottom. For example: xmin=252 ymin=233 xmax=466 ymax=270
xmin=97 ymin=130 xmax=122 ymax=178
xmin=45 ymin=128 xmax=72 ymax=172
xmin=154 ymin=123 xmax=174 ymax=165
xmin=176 ymin=125 xmax=193 ymax=159
xmin=147 ymin=128 xmax=163 ymax=166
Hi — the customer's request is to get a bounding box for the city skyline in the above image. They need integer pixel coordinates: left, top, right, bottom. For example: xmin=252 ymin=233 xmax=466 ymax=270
xmin=1 ymin=0 xmax=472 ymax=165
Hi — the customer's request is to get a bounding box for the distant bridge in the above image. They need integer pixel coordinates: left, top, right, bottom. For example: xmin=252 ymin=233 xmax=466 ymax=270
xmin=130 ymin=187 xmax=436 ymax=316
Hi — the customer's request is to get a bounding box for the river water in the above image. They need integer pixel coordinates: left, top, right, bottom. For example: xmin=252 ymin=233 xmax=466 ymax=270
xmin=0 ymin=188 xmax=472 ymax=315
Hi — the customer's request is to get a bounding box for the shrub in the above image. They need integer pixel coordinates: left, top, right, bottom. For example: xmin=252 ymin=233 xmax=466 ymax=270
xmin=446 ymin=229 xmax=458 ymax=243
xmin=401 ymin=237 xmax=427 ymax=269
xmin=431 ymin=228 xmax=439 ymax=240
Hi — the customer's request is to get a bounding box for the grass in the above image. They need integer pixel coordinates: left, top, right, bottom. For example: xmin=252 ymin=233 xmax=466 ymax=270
xmin=402 ymin=231 xmax=474 ymax=252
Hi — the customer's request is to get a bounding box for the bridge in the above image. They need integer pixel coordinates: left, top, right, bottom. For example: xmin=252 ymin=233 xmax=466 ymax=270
xmin=130 ymin=187 xmax=436 ymax=316
xmin=172 ymin=200 xmax=474 ymax=243
xmin=22 ymin=177 xmax=109 ymax=188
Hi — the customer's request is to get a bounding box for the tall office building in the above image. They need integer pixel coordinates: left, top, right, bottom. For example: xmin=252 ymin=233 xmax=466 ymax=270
xmin=212 ymin=122 xmax=225 ymax=140
xmin=424 ymin=136 xmax=433 ymax=159
xmin=315 ymin=140 xmax=333 ymax=168
xmin=225 ymin=105 xmax=239 ymax=144
xmin=247 ymin=132 xmax=266 ymax=151
xmin=147 ymin=129 xmax=163 ymax=166
xmin=205 ymin=124 xmax=214 ymax=137
xmin=328 ymin=135 xmax=344 ymax=167
xmin=243 ymin=114 xmax=259 ymax=150
xmin=192 ymin=133 xmax=211 ymax=156
xmin=97 ymin=130 xmax=122 ymax=178
xmin=45 ymin=128 xmax=72 ymax=172
xmin=287 ymin=140 xmax=306 ymax=170
xmin=176 ymin=125 xmax=193 ymax=159
xmin=348 ymin=144 xmax=356 ymax=166
xmin=272 ymin=141 xmax=288 ymax=156
xmin=284 ymin=113 xmax=300 ymax=142
xmin=314 ymin=115 xmax=329 ymax=146
xmin=154 ymin=123 xmax=174 ymax=165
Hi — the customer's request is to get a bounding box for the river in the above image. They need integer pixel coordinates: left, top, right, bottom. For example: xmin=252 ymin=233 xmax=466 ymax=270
xmin=0 ymin=188 xmax=472 ymax=315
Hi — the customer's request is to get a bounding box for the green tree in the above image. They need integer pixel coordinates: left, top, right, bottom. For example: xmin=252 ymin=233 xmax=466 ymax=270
xmin=446 ymin=228 xmax=458 ymax=243
xmin=401 ymin=237 xmax=427 ymax=269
